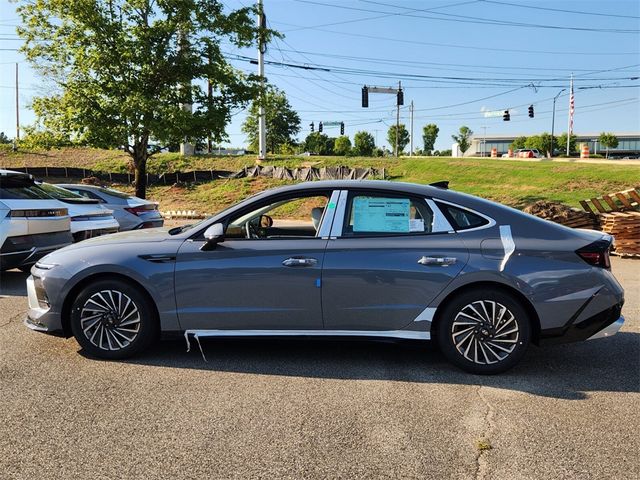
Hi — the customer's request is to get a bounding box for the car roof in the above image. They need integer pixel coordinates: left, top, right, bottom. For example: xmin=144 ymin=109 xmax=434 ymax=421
xmin=0 ymin=169 xmax=32 ymax=179
xmin=266 ymin=179 xmax=448 ymax=195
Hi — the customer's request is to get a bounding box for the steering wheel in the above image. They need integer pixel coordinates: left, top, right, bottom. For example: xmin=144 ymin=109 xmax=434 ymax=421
xmin=245 ymin=220 xmax=260 ymax=239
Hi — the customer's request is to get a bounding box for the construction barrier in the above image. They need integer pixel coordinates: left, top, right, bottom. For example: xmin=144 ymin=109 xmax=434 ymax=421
xmin=580 ymin=143 xmax=590 ymax=159
xmin=507 ymin=148 xmax=513 ymax=158
xmin=491 ymin=147 xmax=498 ymax=158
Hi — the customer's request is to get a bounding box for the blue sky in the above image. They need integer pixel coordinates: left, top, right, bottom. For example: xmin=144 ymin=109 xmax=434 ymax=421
xmin=1 ymin=0 xmax=639 ymax=151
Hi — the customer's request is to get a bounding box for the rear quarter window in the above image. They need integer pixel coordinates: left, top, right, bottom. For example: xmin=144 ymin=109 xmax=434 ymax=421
xmin=437 ymin=202 xmax=489 ymax=231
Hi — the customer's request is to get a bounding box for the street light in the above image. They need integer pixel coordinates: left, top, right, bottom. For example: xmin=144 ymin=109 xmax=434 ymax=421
xmin=550 ymin=88 xmax=566 ymax=158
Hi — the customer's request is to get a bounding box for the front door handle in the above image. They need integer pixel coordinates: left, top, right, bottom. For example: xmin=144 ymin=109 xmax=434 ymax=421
xmin=418 ymin=256 xmax=457 ymax=267
xmin=282 ymin=257 xmax=318 ymax=267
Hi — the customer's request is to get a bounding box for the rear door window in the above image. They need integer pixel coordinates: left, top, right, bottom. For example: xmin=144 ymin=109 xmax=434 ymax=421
xmin=342 ymin=192 xmax=436 ymax=236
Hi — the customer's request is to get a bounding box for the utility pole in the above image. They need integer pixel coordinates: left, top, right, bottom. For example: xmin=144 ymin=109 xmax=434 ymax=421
xmin=395 ymin=81 xmax=401 ymax=157
xmin=257 ymin=0 xmax=267 ymax=162
xmin=14 ymin=63 xmax=19 ymax=150
xmin=178 ymin=31 xmax=194 ymax=156
xmin=550 ymin=88 xmax=566 ymax=158
xmin=481 ymin=126 xmax=487 ymax=157
xmin=409 ymin=100 xmax=414 ymax=157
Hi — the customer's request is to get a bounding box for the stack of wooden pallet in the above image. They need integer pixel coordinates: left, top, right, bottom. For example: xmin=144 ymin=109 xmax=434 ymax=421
xmin=523 ymin=201 xmax=600 ymax=230
xmin=600 ymin=212 xmax=640 ymax=256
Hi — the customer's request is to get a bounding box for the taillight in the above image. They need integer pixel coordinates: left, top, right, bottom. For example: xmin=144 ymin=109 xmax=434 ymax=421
xmin=124 ymin=205 xmax=155 ymax=216
xmin=576 ymin=240 xmax=611 ymax=269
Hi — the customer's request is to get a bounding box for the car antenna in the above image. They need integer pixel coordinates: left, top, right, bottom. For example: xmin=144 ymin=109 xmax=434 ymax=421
xmin=429 ymin=181 xmax=449 ymax=189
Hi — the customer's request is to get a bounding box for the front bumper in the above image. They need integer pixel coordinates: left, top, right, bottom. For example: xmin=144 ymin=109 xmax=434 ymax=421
xmin=24 ymin=274 xmax=65 ymax=336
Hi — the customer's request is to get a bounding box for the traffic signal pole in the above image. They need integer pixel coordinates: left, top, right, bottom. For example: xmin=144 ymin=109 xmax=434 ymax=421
xmin=409 ymin=100 xmax=414 ymax=157
xmin=395 ymin=81 xmax=401 ymax=157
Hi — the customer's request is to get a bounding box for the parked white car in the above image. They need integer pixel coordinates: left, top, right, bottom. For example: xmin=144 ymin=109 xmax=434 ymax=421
xmin=0 ymin=170 xmax=72 ymax=271
xmin=37 ymin=183 xmax=119 ymax=242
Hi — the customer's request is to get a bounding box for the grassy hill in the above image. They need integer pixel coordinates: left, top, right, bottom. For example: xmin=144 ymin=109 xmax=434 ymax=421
xmin=1 ymin=146 xmax=638 ymax=214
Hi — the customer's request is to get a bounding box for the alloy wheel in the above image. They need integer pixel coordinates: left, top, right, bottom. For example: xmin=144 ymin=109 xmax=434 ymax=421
xmin=80 ymin=290 xmax=141 ymax=351
xmin=450 ymin=300 xmax=519 ymax=365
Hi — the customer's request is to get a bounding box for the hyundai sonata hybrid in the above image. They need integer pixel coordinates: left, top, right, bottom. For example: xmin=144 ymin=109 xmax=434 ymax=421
xmin=25 ymin=180 xmax=624 ymax=374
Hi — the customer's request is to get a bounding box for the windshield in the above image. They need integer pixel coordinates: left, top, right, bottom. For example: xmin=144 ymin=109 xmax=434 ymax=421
xmin=38 ymin=183 xmax=84 ymax=200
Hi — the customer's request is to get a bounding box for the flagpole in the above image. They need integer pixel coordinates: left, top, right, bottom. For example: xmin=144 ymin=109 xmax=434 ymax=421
xmin=567 ymin=74 xmax=573 ymax=156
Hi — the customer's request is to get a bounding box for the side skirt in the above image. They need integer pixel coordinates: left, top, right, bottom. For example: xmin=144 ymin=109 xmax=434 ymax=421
xmin=184 ymin=329 xmax=430 ymax=341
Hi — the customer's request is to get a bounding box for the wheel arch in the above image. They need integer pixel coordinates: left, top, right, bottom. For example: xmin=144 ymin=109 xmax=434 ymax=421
xmin=431 ymin=281 xmax=541 ymax=345
xmin=60 ymin=272 xmax=160 ymax=338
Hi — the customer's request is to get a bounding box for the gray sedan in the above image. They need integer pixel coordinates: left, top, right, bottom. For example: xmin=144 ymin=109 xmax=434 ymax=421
xmin=25 ymin=181 xmax=624 ymax=374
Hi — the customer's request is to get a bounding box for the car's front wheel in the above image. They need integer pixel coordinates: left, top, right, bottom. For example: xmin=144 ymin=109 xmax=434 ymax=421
xmin=70 ymin=279 xmax=158 ymax=359
xmin=436 ymin=288 xmax=531 ymax=374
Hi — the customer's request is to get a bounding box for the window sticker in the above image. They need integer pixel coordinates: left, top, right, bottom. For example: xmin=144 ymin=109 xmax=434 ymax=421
xmin=409 ymin=218 xmax=424 ymax=232
xmin=353 ymin=197 xmax=410 ymax=232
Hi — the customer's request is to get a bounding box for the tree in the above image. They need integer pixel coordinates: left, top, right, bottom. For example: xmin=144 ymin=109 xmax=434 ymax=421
xmin=353 ymin=131 xmax=375 ymax=156
xmin=557 ymin=133 xmax=578 ymax=156
xmin=422 ymin=124 xmax=439 ymax=155
xmin=334 ymin=136 xmax=351 ymax=156
xmin=18 ymin=0 xmax=272 ymax=198
xmin=387 ymin=124 xmax=410 ymax=155
xmin=598 ymin=132 xmax=619 ymax=158
xmin=452 ymin=126 xmax=473 ymax=155
xmin=0 ymin=132 xmax=11 ymax=144
xmin=242 ymin=86 xmax=300 ymax=154
xmin=510 ymin=136 xmax=527 ymax=150
xmin=524 ymin=133 xmax=555 ymax=157
xmin=304 ymin=132 xmax=329 ymax=155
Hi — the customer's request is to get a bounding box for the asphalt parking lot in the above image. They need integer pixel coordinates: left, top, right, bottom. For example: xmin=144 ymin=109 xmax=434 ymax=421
xmin=1 ymin=258 xmax=638 ymax=479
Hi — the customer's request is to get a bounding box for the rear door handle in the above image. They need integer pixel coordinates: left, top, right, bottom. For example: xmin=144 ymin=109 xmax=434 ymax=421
xmin=282 ymin=257 xmax=318 ymax=267
xmin=418 ymin=256 xmax=457 ymax=266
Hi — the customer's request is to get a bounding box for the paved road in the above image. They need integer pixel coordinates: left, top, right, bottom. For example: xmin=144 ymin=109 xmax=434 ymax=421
xmin=1 ymin=259 xmax=638 ymax=479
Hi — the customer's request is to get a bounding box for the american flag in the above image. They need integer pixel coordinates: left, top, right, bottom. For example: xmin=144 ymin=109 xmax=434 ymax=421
xmin=568 ymin=75 xmax=574 ymax=135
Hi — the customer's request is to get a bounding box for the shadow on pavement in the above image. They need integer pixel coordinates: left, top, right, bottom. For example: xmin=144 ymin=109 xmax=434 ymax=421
xmin=109 ymin=330 xmax=640 ymax=400
xmin=0 ymin=270 xmax=28 ymax=297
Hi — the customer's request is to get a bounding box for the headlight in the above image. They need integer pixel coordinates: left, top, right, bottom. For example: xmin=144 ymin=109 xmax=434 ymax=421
xmin=34 ymin=261 xmax=58 ymax=270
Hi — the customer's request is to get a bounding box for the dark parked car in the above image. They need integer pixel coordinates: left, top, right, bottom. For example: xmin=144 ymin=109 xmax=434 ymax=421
xmin=25 ymin=181 xmax=624 ymax=374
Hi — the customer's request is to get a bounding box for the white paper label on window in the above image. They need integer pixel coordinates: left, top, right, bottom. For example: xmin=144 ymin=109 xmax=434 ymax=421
xmin=409 ymin=219 xmax=424 ymax=232
xmin=353 ymin=197 xmax=410 ymax=232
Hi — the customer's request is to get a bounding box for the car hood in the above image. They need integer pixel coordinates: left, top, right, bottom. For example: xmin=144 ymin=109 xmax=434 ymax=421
xmin=70 ymin=227 xmax=171 ymax=246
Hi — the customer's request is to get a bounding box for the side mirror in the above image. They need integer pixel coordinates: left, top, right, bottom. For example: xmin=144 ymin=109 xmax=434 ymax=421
xmin=201 ymin=223 xmax=224 ymax=251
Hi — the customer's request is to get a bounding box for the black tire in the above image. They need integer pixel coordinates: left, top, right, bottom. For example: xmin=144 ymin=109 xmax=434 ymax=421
xmin=70 ymin=279 xmax=158 ymax=359
xmin=436 ymin=288 xmax=531 ymax=374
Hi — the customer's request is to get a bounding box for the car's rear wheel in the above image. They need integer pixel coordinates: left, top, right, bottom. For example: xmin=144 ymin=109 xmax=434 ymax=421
xmin=436 ymin=288 xmax=531 ymax=374
xmin=70 ymin=279 xmax=158 ymax=359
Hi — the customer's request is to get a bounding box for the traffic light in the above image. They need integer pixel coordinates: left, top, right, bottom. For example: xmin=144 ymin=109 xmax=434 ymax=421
xmin=528 ymin=105 xmax=534 ymax=118
xmin=319 ymin=122 xmax=323 ymax=133
xmin=503 ymin=110 xmax=510 ymax=121
xmin=310 ymin=122 xmax=314 ymax=132
xmin=340 ymin=122 xmax=344 ymax=135
xmin=361 ymin=86 xmax=368 ymax=108
xmin=397 ymin=88 xmax=404 ymax=106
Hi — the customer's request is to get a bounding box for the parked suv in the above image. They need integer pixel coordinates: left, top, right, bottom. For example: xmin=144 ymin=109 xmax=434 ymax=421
xmin=0 ymin=170 xmax=72 ymax=271
xmin=59 ymin=184 xmax=163 ymax=230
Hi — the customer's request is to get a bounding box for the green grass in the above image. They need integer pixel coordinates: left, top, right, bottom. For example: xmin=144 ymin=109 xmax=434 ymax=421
xmin=2 ymin=147 xmax=638 ymax=212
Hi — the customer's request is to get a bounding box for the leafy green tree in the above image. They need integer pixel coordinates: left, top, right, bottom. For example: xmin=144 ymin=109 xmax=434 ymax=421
xmin=524 ymin=133 xmax=554 ymax=157
xmin=353 ymin=131 xmax=375 ymax=156
xmin=452 ymin=126 xmax=473 ymax=155
xmin=387 ymin=124 xmax=410 ymax=155
xmin=304 ymin=132 xmax=329 ymax=155
xmin=334 ymin=136 xmax=351 ymax=156
xmin=0 ymin=132 xmax=11 ymax=144
xmin=324 ymin=137 xmax=337 ymax=155
xmin=17 ymin=0 xmax=273 ymax=198
xmin=422 ymin=124 xmax=439 ymax=155
xmin=557 ymin=133 xmax=578 ymax=155
xmin=510 ymin=136 xmax=527 ymax=150
xmin=598 ymin=132 xmax=619 ymax=158
xmin=242 ymin=86 xmax=300 ymax=154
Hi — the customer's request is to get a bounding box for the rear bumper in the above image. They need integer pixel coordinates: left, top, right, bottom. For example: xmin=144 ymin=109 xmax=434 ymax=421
xmin=540 ymin=302 xmax=624 ymax=345
xmin=0 ymin=231 xmax=73 ymax=270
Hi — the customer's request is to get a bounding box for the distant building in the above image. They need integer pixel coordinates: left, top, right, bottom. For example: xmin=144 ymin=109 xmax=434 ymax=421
xmin=453 ymin=132 xmax=640 ymax=158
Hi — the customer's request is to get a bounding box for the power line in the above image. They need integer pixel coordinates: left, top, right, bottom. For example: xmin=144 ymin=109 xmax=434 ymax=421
xmin=298 ymin=0 xmax=639 ymax=34
xmin=479 ymin=0 xmax=640 ymax=19
xmin=271 ymin=20 xmax=639 ymax=56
